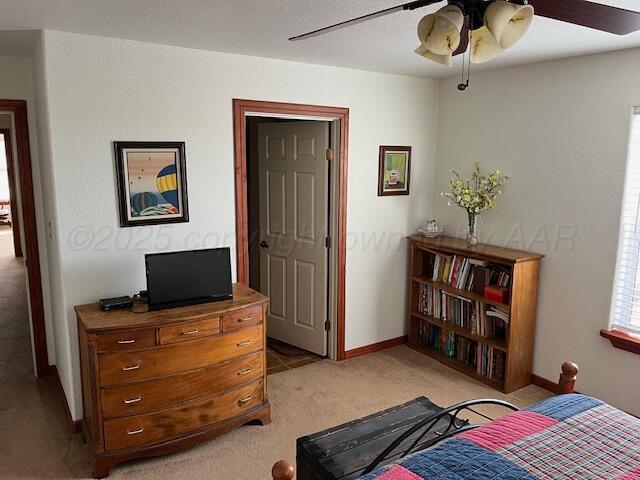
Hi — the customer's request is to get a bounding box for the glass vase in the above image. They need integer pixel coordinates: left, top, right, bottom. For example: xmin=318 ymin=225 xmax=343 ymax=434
xmin=467 ymin=212 xmax=478 ymax=246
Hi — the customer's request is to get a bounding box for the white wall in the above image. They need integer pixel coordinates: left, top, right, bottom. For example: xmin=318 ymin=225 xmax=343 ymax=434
xmin=435 ymin=48 xmax=640 ymax=415
xmin=38 ymin=31 xmax=438 ymax=420
xmin=0 ymin=54 xmax=56 ymax=368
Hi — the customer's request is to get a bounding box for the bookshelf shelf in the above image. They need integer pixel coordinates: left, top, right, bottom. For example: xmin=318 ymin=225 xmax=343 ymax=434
xmin=408 ymin=235 xmax=544 ymax=394
xmin=411 ymin=275 xmax=510 ymax=311
xmin=411 ymin=343 xmax=505 ymax=391
xmin=411 ymin=311 xmax=507 ymax=351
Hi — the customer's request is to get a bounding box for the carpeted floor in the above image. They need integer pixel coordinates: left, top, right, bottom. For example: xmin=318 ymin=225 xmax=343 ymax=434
xmin=0 ymin=226 xmax=552 ymax=479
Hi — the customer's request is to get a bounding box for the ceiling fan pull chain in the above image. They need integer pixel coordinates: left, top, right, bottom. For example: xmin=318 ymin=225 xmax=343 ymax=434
xmin=458 ymin=25 xmax=472 ymax=91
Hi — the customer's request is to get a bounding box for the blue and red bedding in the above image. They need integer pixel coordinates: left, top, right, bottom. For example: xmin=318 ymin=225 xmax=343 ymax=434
xmin=360 ymin=394 xmax=640 ymax=479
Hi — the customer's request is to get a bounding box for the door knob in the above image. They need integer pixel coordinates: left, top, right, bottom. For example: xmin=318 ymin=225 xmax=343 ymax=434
xmin=260 ymin=241 xmax=269 ymax=248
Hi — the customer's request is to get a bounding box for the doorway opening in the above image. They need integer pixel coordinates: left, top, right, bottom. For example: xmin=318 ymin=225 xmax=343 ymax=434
xmin=0 ymin=100 xmax=49 ymax=378
xmin=1 ymin=127 xmax=21 ymax=257
xmin=233 ymin=100 xmax=349 ymax=363
xmin=247 ymin=117 xmax=329 ymax=373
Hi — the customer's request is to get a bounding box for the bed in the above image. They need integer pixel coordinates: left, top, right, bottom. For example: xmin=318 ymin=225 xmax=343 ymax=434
xmin=272 ymin=363 xmax=640 ymax=480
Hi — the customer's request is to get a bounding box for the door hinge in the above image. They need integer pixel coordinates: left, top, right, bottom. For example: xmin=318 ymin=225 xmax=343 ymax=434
xmin=324 ymin=320 xmax=331 ymax=331
xmin=326 ymin=148 xmax=334 ymax=161
xmin=325 ymin=236 xmax=332 ymax=248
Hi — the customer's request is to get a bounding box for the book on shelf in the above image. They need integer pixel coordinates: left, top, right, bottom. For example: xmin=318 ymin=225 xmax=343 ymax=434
xmin=476 ymin=344 xmax=506 ymax=383
xmin=489 ymin=265 xmax=511 ymax=288
xmin=418 ymin=321 xmax=443 ymax=352
xmin=471 ymin=265 xmax=491 ymax=295
xmin=480 ymin=307 xmax=509 ymax=340
xmin=444 ymin=332 xmax=477 ymax=365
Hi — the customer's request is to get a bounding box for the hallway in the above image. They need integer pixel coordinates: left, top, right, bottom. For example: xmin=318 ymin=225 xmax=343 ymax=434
xmin=0 ymin=226 xmax=31 ymax=380
xmin=0 ymin=226 xmax=84 ymax=478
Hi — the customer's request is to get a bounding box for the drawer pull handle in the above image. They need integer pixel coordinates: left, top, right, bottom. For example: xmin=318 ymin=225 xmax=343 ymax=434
xmin=237 ymin=340 xmax=251 ymax=346
xmin=239 ymin=369 xmax=252 ymax=376
xmin=238 ymin=396 xmax=252 ymax=404
xmin=182 ymin=329 xmax=199 ymax=335
xmin=238 ymin=316 xmax=253 ymax=322
xmin=127 ymin=427 xmax=144 ymax=435
xmin=124 ymin=396 xmax=142 ymax=404
xmin=122 ymin=364 xmax=140 ymax=371
xmin=117 ymin=339 xmax=136 ymax=344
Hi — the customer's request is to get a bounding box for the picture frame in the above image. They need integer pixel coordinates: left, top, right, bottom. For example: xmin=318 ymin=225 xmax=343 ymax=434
xmin=114 ymin=141 xmax=189 ymax=227
xmin=378 ymin=145 xmax=411 ymax=196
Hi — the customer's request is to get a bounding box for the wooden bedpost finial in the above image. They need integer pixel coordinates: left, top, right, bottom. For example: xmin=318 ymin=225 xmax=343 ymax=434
xmin=272 ymin=460 xmax=294 ymax=480
xmin=558 ymin=362 xmax=579 ymax=395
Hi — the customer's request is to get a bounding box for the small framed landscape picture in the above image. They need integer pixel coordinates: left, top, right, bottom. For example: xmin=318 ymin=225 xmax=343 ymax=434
xmin=378 ymin=145 xmax=411 ymax=196
xmin=114 ymin=141 xmax=189 ymax=227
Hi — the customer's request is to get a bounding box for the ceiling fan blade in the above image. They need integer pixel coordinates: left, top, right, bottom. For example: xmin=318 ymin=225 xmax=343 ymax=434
xmin=453 ymin=18 xmax=470 ymax=56
xmin=289 ymin=0 xmax=443 ymax=41
xmin=529 ymin=0 xmax=640 ymax=35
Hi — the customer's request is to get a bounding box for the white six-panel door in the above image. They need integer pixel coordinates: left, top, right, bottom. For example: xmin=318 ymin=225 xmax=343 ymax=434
xmin=258 ymin=121 xmax=329 ymax=356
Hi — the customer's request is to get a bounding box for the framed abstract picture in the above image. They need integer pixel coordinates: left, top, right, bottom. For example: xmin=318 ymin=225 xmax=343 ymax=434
xmin=114 ymin=141 xmax=189 ymax=227
xmin=378 ymin=145 xmax=411 ymax=196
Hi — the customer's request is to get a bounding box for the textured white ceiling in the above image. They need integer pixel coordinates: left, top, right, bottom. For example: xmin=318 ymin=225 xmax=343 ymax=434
xmin=0 ymin=0 xmax=639 ymax=78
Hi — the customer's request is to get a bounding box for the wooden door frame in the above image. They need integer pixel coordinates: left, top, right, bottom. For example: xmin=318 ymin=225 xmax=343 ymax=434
xmin=233 ymin=99 xmax=349 ymax=360
xmin=1 ymin=128 xmax=23 ymax=257
xmin=0 ymin=100 xmax=50 ymax=377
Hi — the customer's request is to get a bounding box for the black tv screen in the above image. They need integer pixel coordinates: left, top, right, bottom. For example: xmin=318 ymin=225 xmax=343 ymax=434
xmin=145 ymin=248 xmax=232 ymax=311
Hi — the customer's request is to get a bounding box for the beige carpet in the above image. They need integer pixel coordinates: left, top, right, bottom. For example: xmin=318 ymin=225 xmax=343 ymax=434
xmin=0 ymin=226 xmax=552 ymax=479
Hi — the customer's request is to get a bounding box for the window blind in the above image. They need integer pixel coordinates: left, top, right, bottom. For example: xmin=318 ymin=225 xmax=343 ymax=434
xmin=611 ymin=107 xmax=640 ymax=334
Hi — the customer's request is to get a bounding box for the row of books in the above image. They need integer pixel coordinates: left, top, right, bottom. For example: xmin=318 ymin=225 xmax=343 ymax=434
xmin=417 ymin=321 xmax=442 ymax=352
xmin=416 ymin=321 xmax=507 ymax=384
xmin=417 ymin=322 xmax=477 ymax=365
xmin=418 ymin=284 xmax=474 ymax=328
xmin=427 ymin=253 xmax=511 ymax=292
xmin=477 ymin=344 xmax=506 ymax=383
xmin=492 ymin=270 xmax=511 ymax=289
xmin=443 ymin=332 xmax=477 ymax=365
xmin=483 ymin=307 xmax=510 ymax=339
xmin=418 ymin=284 xmax=509 ymax=340
xmin=430 ymin=254 xmax=484 ymax=290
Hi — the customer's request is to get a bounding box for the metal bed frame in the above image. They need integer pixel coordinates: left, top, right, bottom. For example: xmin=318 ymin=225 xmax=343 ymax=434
xmin=361 ymin=398 xmax=519 ymax=475
xmin=271 ymin=362 xmax=579 ymax=480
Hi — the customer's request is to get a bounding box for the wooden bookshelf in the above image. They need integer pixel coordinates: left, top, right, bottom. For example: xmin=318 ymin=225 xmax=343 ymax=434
xmin=408 ymin=235 xmax=544 ymax=393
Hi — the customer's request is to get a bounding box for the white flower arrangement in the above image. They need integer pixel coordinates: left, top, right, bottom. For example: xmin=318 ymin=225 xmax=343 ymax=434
xmin=441 ymin=162 xmax=509 ymax=215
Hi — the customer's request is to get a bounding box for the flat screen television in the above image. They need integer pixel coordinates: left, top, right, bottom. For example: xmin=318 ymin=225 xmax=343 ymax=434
xmin=145 ymin=248 xmax=232 ymax=311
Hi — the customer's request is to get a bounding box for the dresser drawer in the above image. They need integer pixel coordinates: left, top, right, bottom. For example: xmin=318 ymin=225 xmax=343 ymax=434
xmin=96 ymin=329 xmax=156 ymax=353
xmin=158 ymin=315 xmax=221 ymax=345
xmin=99 ymin=325 xmax=263 ymax=386
xmin=104 ymin=380 xmax=264 ymax=450
xmin=101 ymin=352 xmax=264 ymax=418
xmin=223 ymin=306 xmax=263 ymax=332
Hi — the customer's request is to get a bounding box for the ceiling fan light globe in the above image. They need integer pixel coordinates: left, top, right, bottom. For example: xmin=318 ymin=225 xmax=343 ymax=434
xmin=470 ymin=25 xmax=502 ymax=64
xmin=415 ymin=43 xmax=453 ymax=67
xmin=417 ymin=6 xmax=464 ymax=56
xmin=485 ymin=1 xmax=534 ymax=49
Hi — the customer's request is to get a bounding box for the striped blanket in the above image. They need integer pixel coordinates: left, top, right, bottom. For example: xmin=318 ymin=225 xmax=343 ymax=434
xmin=360 ymin=394 xmax=640 ymax=479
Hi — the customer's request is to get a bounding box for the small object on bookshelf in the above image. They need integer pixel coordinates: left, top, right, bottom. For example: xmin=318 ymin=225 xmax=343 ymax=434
xmin=484 ymin=286 xmax=509 ymax=305
xmin=471 ymin=265 xmax=491 ymax=296
xmin=418 ymin=219 xmax=444 ymax=238
xmin=408 ymin=235 xmax=543 ymax=393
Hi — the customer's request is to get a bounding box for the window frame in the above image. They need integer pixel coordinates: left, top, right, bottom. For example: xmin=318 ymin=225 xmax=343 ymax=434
xmin=604 ymin=107 xmax=640 ymax=354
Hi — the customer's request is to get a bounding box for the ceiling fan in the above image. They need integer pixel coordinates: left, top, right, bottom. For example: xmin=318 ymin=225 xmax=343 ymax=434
xmin=290 ymin=0 xmax=640 ymax=71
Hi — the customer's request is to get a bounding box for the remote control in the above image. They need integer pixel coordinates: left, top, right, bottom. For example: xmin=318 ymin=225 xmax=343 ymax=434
xmin=99 ymin=296 xmax=134 ymax=311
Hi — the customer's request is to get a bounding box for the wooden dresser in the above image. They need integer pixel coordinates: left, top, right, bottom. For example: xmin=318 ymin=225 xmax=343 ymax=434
xmin=76 ymin=283 xmax=270 ymax=478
